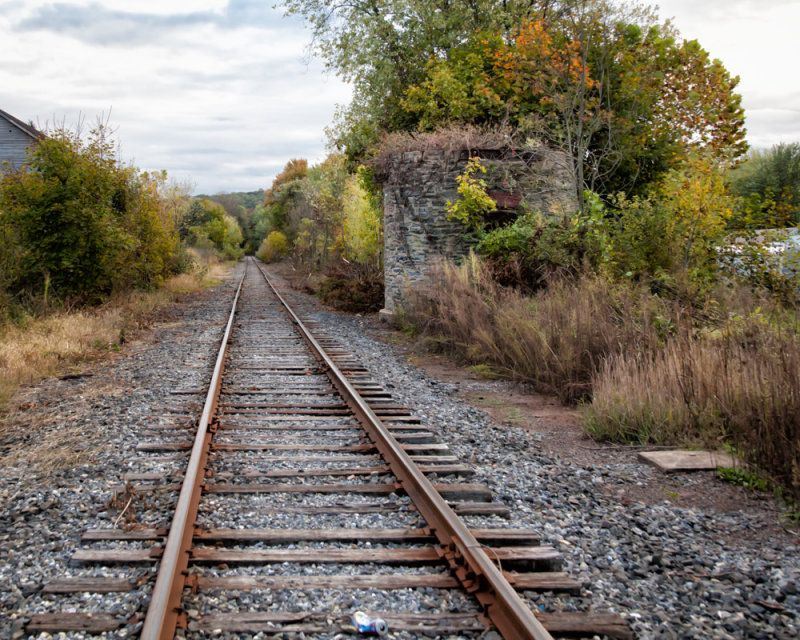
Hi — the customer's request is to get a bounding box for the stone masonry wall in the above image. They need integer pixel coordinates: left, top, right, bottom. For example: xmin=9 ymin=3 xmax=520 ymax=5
xmin=380 ymin=146 xmax=576 ymax=313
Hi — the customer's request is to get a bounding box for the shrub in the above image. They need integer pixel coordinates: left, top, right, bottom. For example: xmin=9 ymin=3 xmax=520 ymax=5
xmin=0 ymin=126 xmax=181 ymax=304
xmin=318 ymin=261 xmax=384 ymax=313
xmin=446 ymin=156 xmax=497 ymax=236
xmin=257 ymin=231 xmax=290 ymax=263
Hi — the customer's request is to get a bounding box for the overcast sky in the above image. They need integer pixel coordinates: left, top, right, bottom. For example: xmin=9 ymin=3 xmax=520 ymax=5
xmin=1 ymin=0 xmax=798 ymax=195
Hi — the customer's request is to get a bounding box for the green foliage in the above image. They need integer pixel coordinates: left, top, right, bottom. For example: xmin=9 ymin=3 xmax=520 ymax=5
xmin=446 ymin=157 xmax=497 ymax=236
xmin=717 ymin=466 xmax=770 ymax=492
xmin=0 ymin=126 xmax=182 ymax=305
xmin=474 ymin=153 xmax=743 ymax=295
xmin=256 ymin=230 xmax=289 ymax=263
xmin=342 ymin=168 xmax=382 ymax=267
xmin=283 ymin=0 xmax=543 ymax=158
xmin=729 ymin=143 xmax=800 ymax=227
xmin=184 ymin=198 xmax=244 ymax=260
xmin=400 ymin=33 xmax=507 ymax=129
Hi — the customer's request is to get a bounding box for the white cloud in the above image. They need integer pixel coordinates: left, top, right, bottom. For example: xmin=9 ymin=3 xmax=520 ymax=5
xmin=2 ymin=0 xmax=350 ymax=194
xmin=2 ymin=0 xmax=797 ymax=194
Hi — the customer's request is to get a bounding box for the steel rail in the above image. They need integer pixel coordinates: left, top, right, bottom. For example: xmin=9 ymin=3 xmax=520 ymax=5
xmin=255 ymin=262 xmax=553 ymax=640
xmin=140 ymin=266 xmax=247 ymax=640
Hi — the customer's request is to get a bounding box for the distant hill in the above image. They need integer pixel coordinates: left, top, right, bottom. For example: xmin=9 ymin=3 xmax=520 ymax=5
xmin=195 ymin=189 xmax=265 ymax=211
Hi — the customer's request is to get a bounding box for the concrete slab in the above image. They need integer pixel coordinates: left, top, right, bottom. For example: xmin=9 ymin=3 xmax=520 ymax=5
xmin=638 ymin=450 xmax=741 ymax=472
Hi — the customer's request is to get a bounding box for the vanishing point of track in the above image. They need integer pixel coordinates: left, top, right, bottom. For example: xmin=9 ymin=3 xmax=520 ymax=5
xmin=26 ymin=258 xmax=630 ymax=639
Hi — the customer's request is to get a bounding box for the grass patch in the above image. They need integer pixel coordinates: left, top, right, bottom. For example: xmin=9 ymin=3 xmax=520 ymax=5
xmin=585 ymin=317 xmax=800 ymax=500
xmin=0 ymin=263 xmax=232 ymax=410
xmin=717 ymin=466 xmax=771 ymax=492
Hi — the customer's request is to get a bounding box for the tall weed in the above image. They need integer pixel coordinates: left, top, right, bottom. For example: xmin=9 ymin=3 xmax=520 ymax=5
xmin=403 ymin=253 xmax=800 ymax=500
xmin=403 ymin=253 xmax=666 ymax=403
xmin=586 ymin=314 xmax=800 ymax=500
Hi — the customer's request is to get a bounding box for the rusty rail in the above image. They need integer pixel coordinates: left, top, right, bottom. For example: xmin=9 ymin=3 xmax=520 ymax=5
xmin=139 ymin=267 xmax=246 ymax=640
xmin=254 ymin=263 xmax=554 ymax=640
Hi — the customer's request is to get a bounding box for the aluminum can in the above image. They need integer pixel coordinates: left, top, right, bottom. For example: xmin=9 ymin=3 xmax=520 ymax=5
xmin=352 ymin=611 xmax=388 ymax=635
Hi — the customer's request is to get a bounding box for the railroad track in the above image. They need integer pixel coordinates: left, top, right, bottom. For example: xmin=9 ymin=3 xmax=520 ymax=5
xmin=26 ymin=258 xmax=630 ymax=639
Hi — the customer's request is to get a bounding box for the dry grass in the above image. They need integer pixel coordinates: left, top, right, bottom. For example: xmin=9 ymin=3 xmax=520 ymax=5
xmin=370 ymin=124 xmax=514 ymax=177
xmin=402 ymin=253 xmax=800 ymax=501
xmin=585 ymin=318 xmax=800 ymax=501
xmin=402 ymin=253 xmax=667 ymax=403
xmin=0 ymin=383 xmax=126 ymax=480
xmin=0 ymin=262 xmax=233 ymax=410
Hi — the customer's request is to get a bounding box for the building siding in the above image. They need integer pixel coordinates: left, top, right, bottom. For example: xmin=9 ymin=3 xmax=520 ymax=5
xmin=0 ymin=123 xmax=36 ymax=169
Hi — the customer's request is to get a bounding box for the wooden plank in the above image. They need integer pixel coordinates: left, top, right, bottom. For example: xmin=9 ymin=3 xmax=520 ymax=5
xmin=509 ymin=572 xmax=582 ymax=592
xmin=212 ymin=443 xmax=373 ymax=452
xmin=137 ymin=442 xmax=192 ymax=452
xmin=638 ymin=449 xmax=740 ymax=472
xmin=221 ymin=408 xmax=351 ymax=415
xmin=189 ymin=611 xmax=630 ymax=638
xmin=70 ymin=549 xmax=156 ymax=565
xmin=26 ymin=614 xmax=122 ymax=633
xmin=217 ymin=465 xmax=392 ymax=479
xmin=212 ymin=443 xmax=449 ymax=453
xmin=195 ymin=527 xmax=432 ymax=543
xmin=189 ymin=546 xmax=558 ymax=570
xmin=132 ymin=500 xmax=503 ymax=517
xmin=41 ymin=578 xmax=138 ymax=593
xmin=205 ymin=482 xmax=400 ymax=495
xmin=216 ymin=422 xmax=359 ymax=431
xmin=195 ymin=527 xmax=538 ymax=545
xmin=222 ymin=388 xmax=333 ymax=394
xmin=204 ymin=482 xmax=492 ymax=501
xmin=83 ymin=529 xmax=164 ymax=541
xmin=216 ymin=431 xmax=435 ymax=443
xmin=210 ymin=454 xmax=460 ymax=464
xmin=215 ymin=463 xmax=472 ymax=478
xmin=221 ymin=402 xmax=348 ymax=409
xmin=193 ymin=571 xmax=577 ymax=592
xmin=536 ymin=613 xmax=632 ymax=639
xmin=189 ymin=612 xmax=486 ymax=634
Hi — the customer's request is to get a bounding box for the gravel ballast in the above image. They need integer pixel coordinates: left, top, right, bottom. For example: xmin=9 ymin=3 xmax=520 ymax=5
xmin=279 ymin=282 xmax=800 ymax=640
xmin=1 ymin=262 xmax=798 ymax=639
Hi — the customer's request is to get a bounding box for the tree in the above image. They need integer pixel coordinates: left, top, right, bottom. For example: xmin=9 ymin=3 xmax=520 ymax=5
xmin=729 ymin=143 xmax=800 ymax=227
xmin=0 ymin=125 xmax=182 ymax=303
xmin=400 ymin=6 xmax=746 ymax=203
xmin=342 ymin=167 xmax=383 ymax=267
xmin=281 ymin=0 xmax=550 ymax=157
xmin=257 ymin=230 xmax=290 ymax=263
xmin=184 ymin=199 xmax=244 ymax=259
xmin=300 ymin=154 xmax=349 ymax=265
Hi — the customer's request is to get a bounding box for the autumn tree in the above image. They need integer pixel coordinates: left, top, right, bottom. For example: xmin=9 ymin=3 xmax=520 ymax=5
xmin=401 ymin=6 xmax=746 ymax=203
xmin=253 ymin=158 xmax=309 ymax=244
xmin=282 ymin=0 xmax=555 ymax=157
